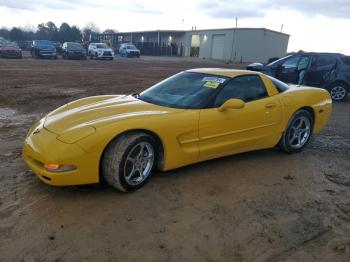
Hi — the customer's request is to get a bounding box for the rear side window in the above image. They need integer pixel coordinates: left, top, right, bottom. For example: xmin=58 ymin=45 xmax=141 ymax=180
xmin=213 ymin=75 xmax=268 ymax=106
xmin=341 ymin=56 xmax=350 ymax=65
xmin=268 ymin=76 xmax=289 ymax=92
xmin=314 ymin=55 xmax=336 ymax=67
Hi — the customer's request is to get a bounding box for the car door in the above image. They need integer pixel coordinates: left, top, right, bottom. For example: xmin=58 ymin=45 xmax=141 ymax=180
xmin=304 ymin=54 xmax=337 ymax=87
xmin=198 ymin=75 xmax=282 ymax=161
xmin=275 ymin=55 xmax=301 ymax=84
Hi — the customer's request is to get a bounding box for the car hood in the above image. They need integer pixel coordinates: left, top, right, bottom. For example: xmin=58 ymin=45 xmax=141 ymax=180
xmin=2 ymin=47 xmax=21 ymax=51
xmin=36 ymin=45 xmax=55 ymax=49
xmin=44 ymin=95 xmax=179 ymax=135
xmin=96 ymin=48 xmax=113 ymax=52
xmin=68 ymin=48 xmax=84 ymax=51
xmin=127 ymin=48 xmax=140 ymax=52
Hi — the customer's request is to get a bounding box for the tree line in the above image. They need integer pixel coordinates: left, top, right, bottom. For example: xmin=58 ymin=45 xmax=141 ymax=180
xmin=0 ymin=21 xmax=114 ymax=43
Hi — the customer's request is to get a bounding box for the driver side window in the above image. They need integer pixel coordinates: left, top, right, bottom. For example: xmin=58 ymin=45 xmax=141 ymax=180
xmin=213 ymin=75 xmax=268 ymax=107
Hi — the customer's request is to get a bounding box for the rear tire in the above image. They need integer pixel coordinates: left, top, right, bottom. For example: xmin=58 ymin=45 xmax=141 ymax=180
xmin=278 ymin=109 xmax=313 ymax=153
xmin=328 ymin=83 xmax=348 ymax=102
xmin=101 ymin=132 xmax=156 ymax=192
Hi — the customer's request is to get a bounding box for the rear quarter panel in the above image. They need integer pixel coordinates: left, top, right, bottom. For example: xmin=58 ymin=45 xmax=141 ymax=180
xmin=277 ymin=86 xmax=332 ymax=134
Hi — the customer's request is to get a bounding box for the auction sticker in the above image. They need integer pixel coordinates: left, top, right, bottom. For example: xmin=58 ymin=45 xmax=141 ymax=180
xmin=201 ymin=77 xmax=226 ymax=84
xmin=203 ymin=81 xmax=220 ymax=88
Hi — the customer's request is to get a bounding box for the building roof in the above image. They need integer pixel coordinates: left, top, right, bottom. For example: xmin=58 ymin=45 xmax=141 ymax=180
xmin=192 ymin=27 xmax=289 ymax=37
xmin=101 ymin=27 xmax=289 ymax=37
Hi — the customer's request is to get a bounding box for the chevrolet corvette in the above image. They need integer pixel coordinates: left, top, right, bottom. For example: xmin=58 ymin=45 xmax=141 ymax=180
xmin=23 ymin=69 xmax=332 ymax=192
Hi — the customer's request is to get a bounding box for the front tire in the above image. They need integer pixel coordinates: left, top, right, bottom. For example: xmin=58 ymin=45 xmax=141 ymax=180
xmin=278 ymin=109 xmax=313 ymax=153
xmin=102 ymin=132 xmax=156 ymax=192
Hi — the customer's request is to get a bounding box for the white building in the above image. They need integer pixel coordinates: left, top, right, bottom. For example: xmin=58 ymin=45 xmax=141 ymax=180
xmin=99 ymin=27 xmax=289 ymax=63
xmin=182 ymin=28 xmax=289 ymax=63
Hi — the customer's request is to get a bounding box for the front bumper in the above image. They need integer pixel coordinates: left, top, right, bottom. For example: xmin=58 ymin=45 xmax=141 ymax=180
xmin=96 ymin=51 xmax=114 ymax=59
xmin=22 ymin=121 xmax=100 ymax=186
xmin=38 ymin=50 xmax=57 ymax=58
xmin=67 ymin=51 xmax=86 ymax=59
xmin=1 ymin=51 xmax=22 ymax=58
xmin=126 ymin=51 xmax=140 ymax=57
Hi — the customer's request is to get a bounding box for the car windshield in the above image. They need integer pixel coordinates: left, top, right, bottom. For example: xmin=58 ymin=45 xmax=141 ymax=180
xmin=126 ymin=45 xmax=136 ymax=49
xmin=68 ymin=43 xmax=83 ymax=48
xmin=267 ymin=55 xmax=293 ymax=66
xmin=138 ymin=72 xmax=229 ymax=109
xmin=4 ymin=42 xmax=18 ymax=48
xmin=35 ymin=40 xmax=52 ymax=46
xmin=96 ymin=43 xmax=108 ymax=49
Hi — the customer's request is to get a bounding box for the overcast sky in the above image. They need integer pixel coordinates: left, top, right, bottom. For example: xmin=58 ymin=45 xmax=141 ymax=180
xmin=1 ymin=0 xmax=350 ymax=54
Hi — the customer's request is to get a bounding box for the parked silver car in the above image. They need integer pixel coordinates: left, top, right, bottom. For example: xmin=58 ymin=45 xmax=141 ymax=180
xmin=88 ymin=43 xmax=114 ymax=60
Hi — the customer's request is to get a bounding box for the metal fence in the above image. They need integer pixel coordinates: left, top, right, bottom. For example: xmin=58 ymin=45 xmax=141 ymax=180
xmin=134 ymin=42 xmax=183 ymax=56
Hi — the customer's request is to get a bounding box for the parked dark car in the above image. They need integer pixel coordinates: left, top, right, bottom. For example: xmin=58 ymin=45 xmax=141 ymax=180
xmin=31 ymin=40 xmax=57 ymax=59
xmin=62 ymin=42 xmax=87 ymax=60
xmin=247 ymin=52 xmax=350 ymax=101
xmin=1 ymin=42 xmax=22 ymax=58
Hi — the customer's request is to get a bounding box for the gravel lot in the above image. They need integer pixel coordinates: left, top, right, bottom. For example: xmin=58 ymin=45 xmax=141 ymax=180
xmin=0 ymin=55 xmax=349 ymax=262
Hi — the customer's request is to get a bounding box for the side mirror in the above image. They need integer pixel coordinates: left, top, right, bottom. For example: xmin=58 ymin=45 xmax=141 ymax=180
xmin=218 ymin=99 xmax=245 ymax=112
xmin=275 ymin=64 xmax=283 ymax=70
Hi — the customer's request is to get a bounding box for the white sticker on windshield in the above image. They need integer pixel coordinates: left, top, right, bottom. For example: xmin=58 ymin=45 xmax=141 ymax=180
xmin=201 ymin=77 xmax=226 ymax=84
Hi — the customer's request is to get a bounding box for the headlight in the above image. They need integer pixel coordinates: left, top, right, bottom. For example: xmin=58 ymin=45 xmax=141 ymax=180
xmin=57 ymin=125 xmax=96 ymax=144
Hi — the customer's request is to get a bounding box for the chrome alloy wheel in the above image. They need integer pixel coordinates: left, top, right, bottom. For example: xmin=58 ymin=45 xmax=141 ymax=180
xmin=288 ymin=116 xmax=311 ymax=149
xmin=124 ymin=142 xmax=154 ymax=186
xmin=331 ymin=86 xmax=346 ymax=101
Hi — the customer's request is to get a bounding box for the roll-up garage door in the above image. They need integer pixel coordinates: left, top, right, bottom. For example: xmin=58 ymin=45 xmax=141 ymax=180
xmin=211 ymin=34 xmax=225 ymax=60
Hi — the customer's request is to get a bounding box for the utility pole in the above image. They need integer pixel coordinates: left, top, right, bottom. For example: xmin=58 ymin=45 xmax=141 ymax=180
xmin=230 ymin=17 xmax=238 ymax=63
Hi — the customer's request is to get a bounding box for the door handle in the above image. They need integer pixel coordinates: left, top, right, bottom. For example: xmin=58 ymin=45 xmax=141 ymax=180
xmin=265 ymin=103 xmax=276 ymax=109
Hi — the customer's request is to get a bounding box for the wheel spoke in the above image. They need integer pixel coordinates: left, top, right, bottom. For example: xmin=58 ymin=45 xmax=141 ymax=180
xmin=297 ymin=133 xmax=303 ymax=145
xmin=125 ymin=165 xmax=136 ymax=180
xmin=290 ymin=135 xmax=298 ymax=145
xmin=298 ymin=119 xmax=304 ymax=128
xmin=137 ymin=144 xmax=145 ymax=158
xmin=127 ymin=156 xmax=136 ymax=163
xmin=143 ymin=154 xmax=153 ymax=159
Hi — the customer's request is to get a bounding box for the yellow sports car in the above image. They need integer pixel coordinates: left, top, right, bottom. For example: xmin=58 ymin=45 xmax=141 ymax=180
xmin=23 ymin=69 xmax=332 ymax=192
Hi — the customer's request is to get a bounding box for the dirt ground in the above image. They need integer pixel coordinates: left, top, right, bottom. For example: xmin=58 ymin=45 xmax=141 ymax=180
xmin=0 ymin=54 xmax=349 ymax=262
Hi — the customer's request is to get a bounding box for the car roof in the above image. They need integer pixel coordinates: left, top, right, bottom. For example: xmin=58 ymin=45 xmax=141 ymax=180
xmin=293 ymin=51 xmax=345 ymax=56
xmin=187 ymin=68 xmax=262 ymax=78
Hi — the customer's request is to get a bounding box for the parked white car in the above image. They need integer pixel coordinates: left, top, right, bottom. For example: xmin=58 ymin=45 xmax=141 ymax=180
xmin=88 ymin=43 xmax=114 ymax=60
